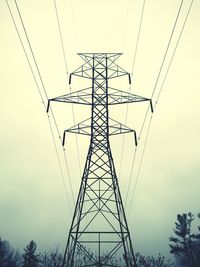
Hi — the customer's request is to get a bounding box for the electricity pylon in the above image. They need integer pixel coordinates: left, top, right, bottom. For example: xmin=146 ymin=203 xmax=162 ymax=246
xmin=48 ymin=53 xmax=152 ymax=267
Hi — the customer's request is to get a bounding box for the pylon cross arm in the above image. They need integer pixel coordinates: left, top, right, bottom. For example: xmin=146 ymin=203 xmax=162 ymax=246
xmin=69 ymin=58 xmax=131 ymax=84
xmin=47 ymin=87 xmax=153 ymax=112
xmin=108 ymin=87 xmax=153 ymax=107
xmin=61 ymin=117 xmax=138 ymax=146
xmin=46 ymin=88 xmax=92 ymax=111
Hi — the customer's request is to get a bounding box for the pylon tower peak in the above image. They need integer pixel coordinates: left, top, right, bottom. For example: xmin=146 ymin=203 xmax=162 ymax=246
xmin=48 ymin=53 xmax=152 ymax=266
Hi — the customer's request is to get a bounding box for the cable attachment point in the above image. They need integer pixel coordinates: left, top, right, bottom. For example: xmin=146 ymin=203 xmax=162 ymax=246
xmin=47 ymin=99 xmax=51 ymax=113
xmin=150 ymin=99 xmax=154 ymax=113
xmin=69 ymin=74 xmax=72 ymax=84
xmin=129 ymin=73 xmax=131 ymax=85
xmin=133 ymin=131 xmax=138 ymax=147
xmin=62 ymin=130 xmax=67 ymax=146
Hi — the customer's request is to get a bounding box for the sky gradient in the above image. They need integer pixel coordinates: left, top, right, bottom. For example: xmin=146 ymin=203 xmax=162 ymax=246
xmin=1 ymin=0 xmax=200 ymax=258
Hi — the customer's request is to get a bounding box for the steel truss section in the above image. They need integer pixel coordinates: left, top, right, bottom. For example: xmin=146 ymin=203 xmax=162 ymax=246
xmin=48 ymin=53 xmax=152 ymax=267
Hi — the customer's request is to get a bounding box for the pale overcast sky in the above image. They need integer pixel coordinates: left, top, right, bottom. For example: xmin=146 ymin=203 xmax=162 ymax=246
xmin=1 ymin=0 xmax=200 ymax=258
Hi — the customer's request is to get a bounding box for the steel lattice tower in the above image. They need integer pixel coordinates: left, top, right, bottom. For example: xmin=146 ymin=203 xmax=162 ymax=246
xmin=48 ymin=53 xmax=152 ymax=267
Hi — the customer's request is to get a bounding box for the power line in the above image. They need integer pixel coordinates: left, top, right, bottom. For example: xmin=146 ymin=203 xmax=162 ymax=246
xmin=48 ymin=115 xmax=73 ymax=215
xmin=121 ymin=0 xmax=130 ymax=54
xmin=154 ymin=0 xmax=194 ymax=112
xmin=151 ymin=0 xmax=184 ymax=99
xmin=127 ymin=0 xmax=194 ymax=217
xmin=124 ymin=103 xmax=151 ymax=212
xmin=5 ymin=0 xmax=46 ymax=110
xmin=131 ymin=0 xmax=146 ymax=77
xmin=63 ymin=147 xmax=75 ymax=205
xmin=138 ymin=105 xmax=150 ymax=141
xmin=51 ymin=0 xmax=80 ymax=203
xmin=124 ymin=102 xmax=151 ymax=210
xmin=118 ymin=85 xmax=130 ymax=179
xmin=16 ymin=0 xmax=75 ymax=207
xmin=69 ymin=100 xmax=82 ymax=177
xmin=70 ymin=0 xmax=78 ymax=52
xmin=68 ymin=0 xmax=82 ymax=177
xmin=6 ymin=0 xmax=74 ymax=211
xmin=125 ymin=0 xmax=185 ymax=211
xmin=118 ymin=0 xmax=146 ymax=179
xmin=13 ymin=0 xmax=62 ymax=141
xmin=13 ymin=0 xmax=61 ymax=140
xmin=7 ymin=0 xmax=194 ymax=227
xmin=53 ymin=0 xmax=69 ymax=75
xmin=53 ymin=0 xmax=82 ymax=178
xmin=124 ymin=147 xmax=137 ymax=208
xmin=128 ymin=114 xmax=153 ymax=219
xmin=14 ymin=0 xmax=48 ymax=100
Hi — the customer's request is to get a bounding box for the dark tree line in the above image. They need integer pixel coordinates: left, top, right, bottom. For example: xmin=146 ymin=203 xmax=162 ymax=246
xmin=0 ymin=212 xmax=199 ymax=267
xmin=0 ymin=237 xmax=174 ymax=267
xmin=0 ymin=239 xmax=62 ymax=267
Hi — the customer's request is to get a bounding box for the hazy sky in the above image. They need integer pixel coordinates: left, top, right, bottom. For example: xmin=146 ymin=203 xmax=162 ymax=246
xmin=1 ymin=0 xmax=200 ymax=259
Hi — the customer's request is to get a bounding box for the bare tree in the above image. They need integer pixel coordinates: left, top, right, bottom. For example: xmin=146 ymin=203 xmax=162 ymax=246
xmin=41 ymin=246 xmax=62 ymax=267
xmin=135 ymin=252 xmax=174 ymax=267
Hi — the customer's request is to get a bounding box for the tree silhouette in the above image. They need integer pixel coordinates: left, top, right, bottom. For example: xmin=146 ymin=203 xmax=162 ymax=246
xmin=190 ymin=213 xmax=200 ymax=266
xmin=0 ymin=237 xmax=16 ymax=267
xmin=22 ymin=240 xmax=40 ymax=267
xmin=169 ymin=212 xmax=200 ymax=267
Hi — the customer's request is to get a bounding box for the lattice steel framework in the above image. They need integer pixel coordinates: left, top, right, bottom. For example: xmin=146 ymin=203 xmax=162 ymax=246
xmin=48 ymin=53 xmax=152 ymax=267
